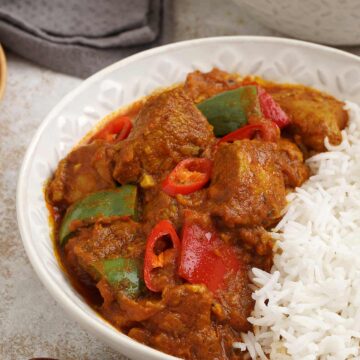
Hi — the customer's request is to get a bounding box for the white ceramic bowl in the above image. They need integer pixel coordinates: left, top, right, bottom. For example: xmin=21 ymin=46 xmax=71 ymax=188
xmin=234 ymin=0 xmax=360 ymax=45
xmin=17 ymin=36 xmax=360 ymax=360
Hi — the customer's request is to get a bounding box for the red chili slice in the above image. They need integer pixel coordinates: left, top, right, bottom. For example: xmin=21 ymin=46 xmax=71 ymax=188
xmin=218 ymin=121 xmax=280 ymax=145
xmin=92 ymin=115 xmax=132 ymax=143
xmin=162 ymin=158 xmax=212 ymax=197
xmin=179 ymin=216 xmax=241 ymax=293
xmin=144 ymin=220 xmax=181 ymax=292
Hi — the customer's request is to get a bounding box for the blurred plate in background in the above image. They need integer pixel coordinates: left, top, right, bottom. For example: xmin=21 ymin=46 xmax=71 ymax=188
xmin=234 ymin=0 xmax=360 ymax=45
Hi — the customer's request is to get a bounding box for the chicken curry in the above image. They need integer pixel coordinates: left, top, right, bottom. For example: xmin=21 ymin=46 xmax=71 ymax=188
xmin=46 ymin=68 xmax=347 ymax=360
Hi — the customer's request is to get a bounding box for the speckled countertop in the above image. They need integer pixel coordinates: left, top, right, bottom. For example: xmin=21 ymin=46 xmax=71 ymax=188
xmin=1 ymin=1 xmax=359 ymax=359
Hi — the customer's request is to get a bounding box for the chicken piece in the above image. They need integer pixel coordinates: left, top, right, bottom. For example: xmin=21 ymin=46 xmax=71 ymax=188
xmin=219 ymin=225 xmax=273 ymax=272
xmin=141 ymin=183 xmax=207 ymax=234
xmin=96 ymin=278 xmax=165 ymax=331
xmin=216 ymin=262 xmax=254 ymax=332
xmin=141 ymin=186 xmax=181 ymax=233
xmin=238 ymin=226 xmax=274 ymax=271
xmin=265 ymin=84 xmax=348 ymax=151
xmin=237 ymin=226 xmax=274 ymax=257
xmin=277 ymin=138 xmax=310 ymax=188
xmin=97 ymin=278 xmax=165 ymax=329
xmin=130 ymin=284 xmax=228 ymax=360
xmin=65 ymin=219 xmax=143 ymax=279
xmin=208 ymin=140 xmax=287 ymax=228
xmin=113 ymin=88 xmax=215 ymax=184
xmin=184 ymin=68 xmax=241 ymax=103
xmin=47 ymin=140 xmax=115 ymax=207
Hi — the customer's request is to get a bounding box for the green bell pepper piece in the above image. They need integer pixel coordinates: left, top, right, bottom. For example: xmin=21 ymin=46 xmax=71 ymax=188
xmin=197 ymin=85 xmax=262 ymax=137
xmin=59 ymin=185 xmax=137 ymax=245
xmin=95 ymin=257 xmax=142 ymax=298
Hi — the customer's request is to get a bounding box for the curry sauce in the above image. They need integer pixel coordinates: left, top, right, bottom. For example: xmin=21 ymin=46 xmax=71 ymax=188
xmin=46 ymin=68 xmax=347 ymax=360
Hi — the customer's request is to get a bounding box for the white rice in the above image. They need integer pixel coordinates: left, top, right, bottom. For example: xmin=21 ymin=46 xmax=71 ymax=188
xmin=234 ymin=101 xmax=360 ymax=359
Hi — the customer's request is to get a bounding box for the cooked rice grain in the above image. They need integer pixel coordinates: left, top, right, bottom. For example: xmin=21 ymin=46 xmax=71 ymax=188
xmin=234 ymin=102 xmax=360 ymax=359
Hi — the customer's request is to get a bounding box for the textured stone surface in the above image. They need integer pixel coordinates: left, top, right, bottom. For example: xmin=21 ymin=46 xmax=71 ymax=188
xmin=1 ymin=1 xmax=359 ymax=359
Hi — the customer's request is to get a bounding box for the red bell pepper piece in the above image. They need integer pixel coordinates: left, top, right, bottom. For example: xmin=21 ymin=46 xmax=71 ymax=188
xmin=144 ymin=220 xmax=181 ymax=292
xmin=179 ymin=218 xmax=241 ymax=293
xmin=258 ymin=87 xmax=290 ymax=128
xmin=241 ymin=80 xmax=290 ymax=129
xmin=92 ymin=115 xmax=132 ymax=143
xmin=162 ymin=158 xmax=212 ymax=197
xmin=218 ymin=121 xmax=280 ymax=145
